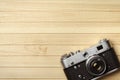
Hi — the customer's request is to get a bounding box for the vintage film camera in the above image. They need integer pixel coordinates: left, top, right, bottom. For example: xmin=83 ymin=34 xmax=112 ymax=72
xmin=61 ymin=39 xmax=120 ymax=80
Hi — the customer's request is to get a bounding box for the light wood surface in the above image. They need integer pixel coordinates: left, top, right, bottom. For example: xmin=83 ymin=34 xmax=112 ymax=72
xmin=0 ymin=0 xmax=120 ymax=80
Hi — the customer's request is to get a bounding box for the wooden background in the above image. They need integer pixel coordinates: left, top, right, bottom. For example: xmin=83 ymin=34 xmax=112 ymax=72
xmin=0 ymin=0 xmax=120 ymax=80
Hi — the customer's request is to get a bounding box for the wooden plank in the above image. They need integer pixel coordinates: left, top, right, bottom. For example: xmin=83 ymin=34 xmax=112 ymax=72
xmin=1 ymin=0 xmax=120 ymax=3
xmin=0 ymin=79 xmax=65 ymax=80
xmin=0 ymin=23 xmax=120 ymax=33
xmin=0 ymin=0 xmax=120 ymax=11
xmin=0 ymin=34 xmax=120 ymax=45
xmin=0 ymin=78 xmax=117 ymax=80
xmin=0 ymin=56 xmax=61 ymax=67
xmin=0 ymin=67 xmax=119 ymax=79
xmin=0 ymin=56 xmax=119 ymax=68
xmin=0 ymin=12 xmax=120 ymax=22
xmin=0 ymin=68 xmax=65 ymax=78
xmin=0 ymin=45 xmax=120 ymax=56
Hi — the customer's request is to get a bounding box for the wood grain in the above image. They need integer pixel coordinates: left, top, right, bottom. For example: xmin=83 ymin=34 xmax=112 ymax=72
xmin=0 ymin=0 xmax=120 ymax=80
xmin=0 ymin=0 xmax=120 ymax=12
xmin=0 ymin=34 xmax=119 ymax=45
xmin=0 ymin=12 xmax=120 ymax=22
xmin=0 ymin=79 xmax=65 ymax=80
xmin=0 ymin=68 xmax=64 ymax=78
xmin=0 ymin=23 xmax=120 ymax=33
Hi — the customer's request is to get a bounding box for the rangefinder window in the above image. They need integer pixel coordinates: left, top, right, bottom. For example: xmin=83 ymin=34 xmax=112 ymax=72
xmin=97 ymin=45 xmax=103 ymax=50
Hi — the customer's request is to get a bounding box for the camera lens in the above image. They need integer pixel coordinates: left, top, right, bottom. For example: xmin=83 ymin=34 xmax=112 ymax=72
xmin=86 ymin=55 xmax=106 ymax=76
xmin=90 ymin=59 xmax=105 ymax=75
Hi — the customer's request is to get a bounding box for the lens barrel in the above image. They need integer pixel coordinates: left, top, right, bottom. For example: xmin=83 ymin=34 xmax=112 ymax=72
xmin=86 ymin=55 xmax=106 ymax=76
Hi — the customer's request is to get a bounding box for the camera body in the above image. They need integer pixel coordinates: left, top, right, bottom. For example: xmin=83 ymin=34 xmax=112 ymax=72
xmin=61 ymin=39 xmax=120 ymax=80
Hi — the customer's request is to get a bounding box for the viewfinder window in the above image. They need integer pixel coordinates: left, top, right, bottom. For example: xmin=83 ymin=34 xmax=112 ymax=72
xmin=97 ymin=45 xmax=103 ymax=50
